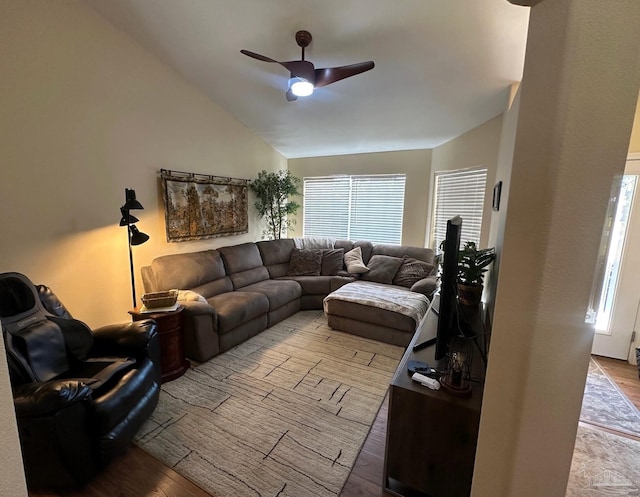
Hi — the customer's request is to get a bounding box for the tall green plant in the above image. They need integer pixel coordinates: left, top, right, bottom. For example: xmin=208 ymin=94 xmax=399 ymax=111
xmin=250 ymin=169 xmax=301 ymax=239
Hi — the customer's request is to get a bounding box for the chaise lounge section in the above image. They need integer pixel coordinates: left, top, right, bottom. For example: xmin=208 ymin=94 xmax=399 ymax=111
xmin=141 ymin=238 xmax=437 ymax=362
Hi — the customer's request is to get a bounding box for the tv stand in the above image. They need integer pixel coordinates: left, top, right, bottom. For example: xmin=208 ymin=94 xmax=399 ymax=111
xmin=383 ymin=297 xmax=486 ymax=497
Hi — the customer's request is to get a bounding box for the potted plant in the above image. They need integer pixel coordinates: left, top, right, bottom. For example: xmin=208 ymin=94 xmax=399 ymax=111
xmin=456 ymin=241 xmax=496 ymax=306
xmin=249 ymin=169 xmax=302 ymax=239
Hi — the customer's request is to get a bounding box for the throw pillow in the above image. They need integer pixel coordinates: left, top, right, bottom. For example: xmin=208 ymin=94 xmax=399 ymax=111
xmin=286 ymin=248 xmax=323 ymax=276
xmin=393 ymin=256 xmax=435 ymax=288
xmin=361 ymin=255 xmax=403 ymax=284
xmin=321 ymin=248 xmax=344 ymax=276
xmin=344 ymin=246 xmax=369 ymax=274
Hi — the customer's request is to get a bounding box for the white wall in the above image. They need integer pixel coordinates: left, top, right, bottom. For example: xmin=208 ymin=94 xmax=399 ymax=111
xmin=288 ymin=149 xmax=431 ymax=247
xmin=0 ymin=0 xmax=286 ymax=329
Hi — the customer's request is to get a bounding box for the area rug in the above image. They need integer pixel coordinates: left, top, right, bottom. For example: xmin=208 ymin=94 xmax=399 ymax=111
xmin=567 ymin=425 xmax=640 ymax=496
xmin=135 ymin=310 xmax=404 ymax=497
xmin=580 ymin=358 xmax=640 ymax=438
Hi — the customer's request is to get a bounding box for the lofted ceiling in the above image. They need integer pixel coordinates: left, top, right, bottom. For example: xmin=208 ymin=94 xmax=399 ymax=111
xmin=85 ymin=0 xmax=530 ymax=159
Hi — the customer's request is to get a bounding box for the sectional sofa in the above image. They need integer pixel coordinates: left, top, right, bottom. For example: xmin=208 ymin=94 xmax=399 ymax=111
xmin=141 ymin=238 xmax=437 ymax=362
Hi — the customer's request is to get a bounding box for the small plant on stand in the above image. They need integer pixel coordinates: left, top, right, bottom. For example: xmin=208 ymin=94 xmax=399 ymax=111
xmin=456 ymin=241 xmax=496 ymax=306
xmin=250 ymin=169 xmax=301 ymax=239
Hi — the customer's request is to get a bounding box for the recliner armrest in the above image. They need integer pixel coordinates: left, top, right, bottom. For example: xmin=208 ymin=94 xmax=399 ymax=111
xmin=13 ymin=380 xmax=93 ymax=418
xmin=411 ymin=275 xmax=439 ymax=298
xmin=91 ymin=320 xmax=158 ymax=358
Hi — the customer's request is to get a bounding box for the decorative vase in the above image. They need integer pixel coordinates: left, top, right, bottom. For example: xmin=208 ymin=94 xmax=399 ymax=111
xmin=457 ymin=283 xmax=483 ymax=306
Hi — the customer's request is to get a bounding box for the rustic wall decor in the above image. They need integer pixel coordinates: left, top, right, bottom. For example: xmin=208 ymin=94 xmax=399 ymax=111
xmin=161 ymin=169 xmax=249 ymax=242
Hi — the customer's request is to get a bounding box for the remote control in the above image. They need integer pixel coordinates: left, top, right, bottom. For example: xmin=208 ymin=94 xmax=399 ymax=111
xmin=411 ymin=372 xmax=441 ymax=390
xmin=412 ymin=337 xmax=437 ymax=352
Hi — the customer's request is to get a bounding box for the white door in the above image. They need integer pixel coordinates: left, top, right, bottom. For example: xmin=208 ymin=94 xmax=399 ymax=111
xmin=591 ymin=158 xmax=640 ymax=360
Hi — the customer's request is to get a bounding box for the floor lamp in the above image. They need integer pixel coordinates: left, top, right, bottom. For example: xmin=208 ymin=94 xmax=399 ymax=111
xmin=120 ymin=188 xmax=149 ymax=309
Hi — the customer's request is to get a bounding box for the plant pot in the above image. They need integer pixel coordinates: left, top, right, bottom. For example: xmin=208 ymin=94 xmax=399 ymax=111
xmin=457 ymin=283 xmax=483 ymax=306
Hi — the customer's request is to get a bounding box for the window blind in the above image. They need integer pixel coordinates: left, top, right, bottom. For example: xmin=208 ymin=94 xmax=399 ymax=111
xmin=431 ymin=168 xmax=487 ymax=249
xmin=303 ymin=176 xmax=351 ymax=239
xmin=303 ymin=174 xmax=406 ymax=244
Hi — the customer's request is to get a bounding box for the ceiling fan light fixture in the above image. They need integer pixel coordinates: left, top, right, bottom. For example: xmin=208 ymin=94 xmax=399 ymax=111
xmin=288 ymin=77 xmax=314 ymax=97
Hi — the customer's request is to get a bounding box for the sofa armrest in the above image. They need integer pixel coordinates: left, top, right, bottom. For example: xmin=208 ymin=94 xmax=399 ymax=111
xmin=13 ymin=380 xmax=93 ymax=418
xmin=91 ymin=320 xmax=159 ymax=359
xmin=180 ymin=300 xmax=218 ymax=316
xmin=179 ymin=300 xmax=220 ymax=362
xmin=411 ymin=275 xmax=439 ymax=298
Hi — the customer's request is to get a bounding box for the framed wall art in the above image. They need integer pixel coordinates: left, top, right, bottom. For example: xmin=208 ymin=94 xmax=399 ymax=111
xmin=161 ymin=169 xmax=249 ymax=242
xmin=492 ymin=181 xmax=503 ymax=211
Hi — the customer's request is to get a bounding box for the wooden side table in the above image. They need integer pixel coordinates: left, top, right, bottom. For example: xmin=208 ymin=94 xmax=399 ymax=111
xmin=129 ymin=305 xmax=189 ymax=383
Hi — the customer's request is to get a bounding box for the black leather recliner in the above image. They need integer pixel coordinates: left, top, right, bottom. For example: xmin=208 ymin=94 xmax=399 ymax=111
xmin=0 ymin=272 xmax=161 ymax=489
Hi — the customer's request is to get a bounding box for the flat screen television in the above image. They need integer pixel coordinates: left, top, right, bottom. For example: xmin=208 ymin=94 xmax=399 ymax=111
xmin=435 ymin=215 xmax=462 ymax=360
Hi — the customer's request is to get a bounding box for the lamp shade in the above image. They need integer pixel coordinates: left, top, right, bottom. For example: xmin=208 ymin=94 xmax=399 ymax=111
xmin=123 ymin=188 xmax=144 ymax=210
xmin=119 ymin=207 xmax=139 ymax=226
xmin=129 ymin=225 xmax=150 ymax=246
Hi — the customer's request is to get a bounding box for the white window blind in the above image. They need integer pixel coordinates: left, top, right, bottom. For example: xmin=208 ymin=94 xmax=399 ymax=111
xmin=431 ymin=168 xmax=487 ymax=249
xmin=302 ymin=176 xmax=351 ymax=239
xmin=303 ymin=174 xmax=406 ymax=244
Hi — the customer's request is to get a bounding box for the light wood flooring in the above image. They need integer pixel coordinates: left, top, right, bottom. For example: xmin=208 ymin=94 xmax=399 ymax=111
xmin=29 ymin=356 xmax=640 ymax=497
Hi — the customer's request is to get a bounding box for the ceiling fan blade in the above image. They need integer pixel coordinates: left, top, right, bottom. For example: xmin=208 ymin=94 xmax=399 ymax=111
xmin=240 ymin=49 xmax=279 ymax=64
xmin=280 ymin=60 xmax=315 ymax=82
xmin=314 ymin=61 xmax=375 ymax=88
xmin=285 ymin=89 xmax=298 ymax=102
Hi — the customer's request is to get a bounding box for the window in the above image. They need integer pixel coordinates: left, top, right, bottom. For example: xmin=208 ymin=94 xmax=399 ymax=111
xmin=430 ymin=168 xmax=488 ymax=249
xmin=303 ymin=174 xmax=406 ymax=244
xmin=586 ymin=174 xmax=637 ymax=331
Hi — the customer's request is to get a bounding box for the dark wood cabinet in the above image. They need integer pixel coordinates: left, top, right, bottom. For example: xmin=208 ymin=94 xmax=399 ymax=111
xmin=129 ymin=306 xmax=189 ymax=383
xmin=383 ymin=299 xmax=486 ymax=497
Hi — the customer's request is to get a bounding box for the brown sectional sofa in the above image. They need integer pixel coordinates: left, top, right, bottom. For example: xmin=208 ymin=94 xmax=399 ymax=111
xmin=141 ymin=238 xmax=437 ymax=362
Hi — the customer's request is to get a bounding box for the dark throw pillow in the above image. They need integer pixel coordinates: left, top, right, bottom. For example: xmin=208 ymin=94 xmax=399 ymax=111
xmin=286 ymin=248 xmax=323 ymax=276
xmin=321 ymin=248 xmax=345 ymax=276
xmin=361 ymin=255 xmax=403 ymax=284
xmin=393 ymin=256 xmax=435 ymax=288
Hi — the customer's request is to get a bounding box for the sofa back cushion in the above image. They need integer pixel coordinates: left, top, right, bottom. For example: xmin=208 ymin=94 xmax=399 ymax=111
xmin=372 ymin=244 xmax=434 ymax=265
xmin=257 ymin=239 xmax=295 ymax=278
xmin=143 ymin=250 xmax=232 ymax=297
xmin=219 ymin=243 xmax=269 ymax=289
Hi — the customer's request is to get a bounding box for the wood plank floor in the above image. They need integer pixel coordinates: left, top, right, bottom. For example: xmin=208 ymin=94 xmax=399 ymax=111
xmin=29 ymin=356 xmax=640 ymax=497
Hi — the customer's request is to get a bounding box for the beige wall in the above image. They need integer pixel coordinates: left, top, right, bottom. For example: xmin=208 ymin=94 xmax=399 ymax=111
xmin=0 ymin=325 xmax=28 ymax=497
xmin=0 ymin=1 xmax=286 ymax=329
xmin=288 ymin=149 xmax=431 ymax=247
xmin=472 ymin=1 xmax=640 ymax=496
xmin=429 ymin=114 xmax=503 ymax=248
xmin=630 ymin=92 xmax=640 ymax=153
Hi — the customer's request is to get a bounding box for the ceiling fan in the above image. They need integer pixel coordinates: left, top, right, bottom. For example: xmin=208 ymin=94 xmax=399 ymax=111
xmin=241 ymin=30 xmax=375 ymax=101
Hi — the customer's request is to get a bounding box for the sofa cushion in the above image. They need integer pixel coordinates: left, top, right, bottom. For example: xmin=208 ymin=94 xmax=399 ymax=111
xmin=257 ymin=239 xmax=295 ymax=278
xmin=321 ymin=249 xmax=344 ymax=276
xmin=344 ymin=247 xmax=369 ymax=274
xmin=393 ymin=257 xmax=435 ymax=288
xmin=242 ymin=280 xmax=302 ymax=309
xmin=286 ymin=249 xmax=322 ymax=276
xmin=147 ymin=250 xmax=228 ymax=295
xmin=354 ymin=241 xmax=374 ymax=265
xmin=361 ymin=255 xmax=403 ymax=284
xmin=278 ymin=276 xmax=332 ymax=296
xmin=372 ymin=243 xmax=434 ymax=265
xmin=207 ymin=291 xmax=269 ymax=335
xmin=219 ymin=243 xmax=269 ymax=289
xmin=190 ymin=278 xmax=234 ymax=298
